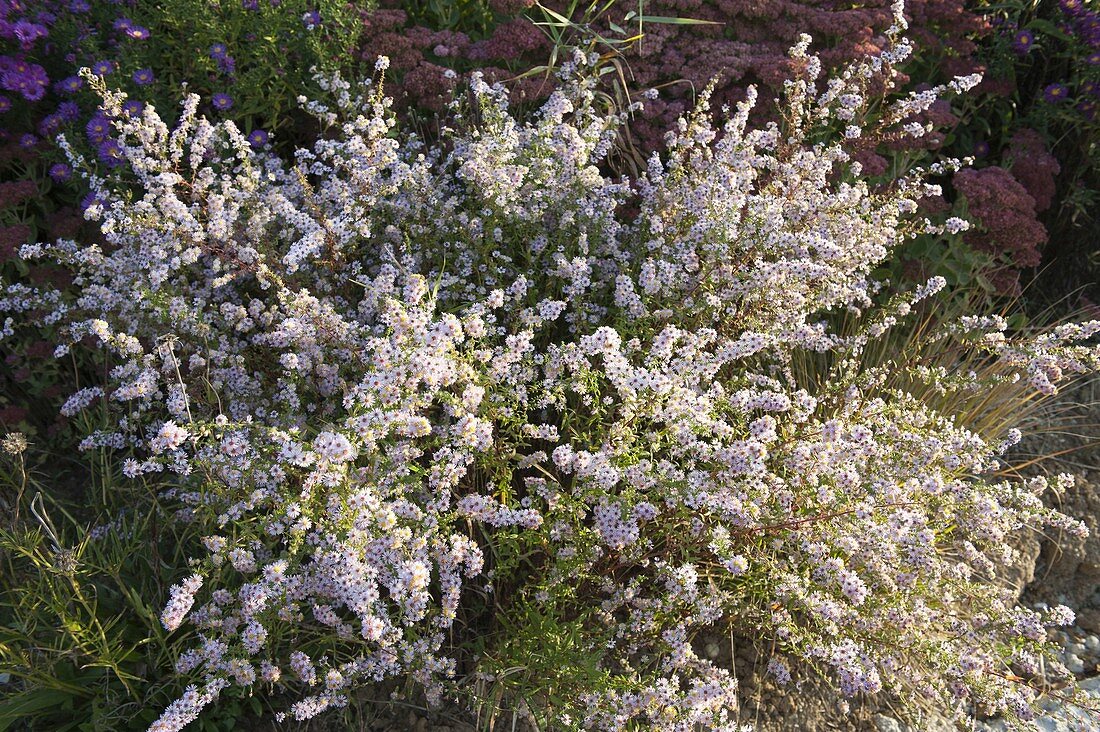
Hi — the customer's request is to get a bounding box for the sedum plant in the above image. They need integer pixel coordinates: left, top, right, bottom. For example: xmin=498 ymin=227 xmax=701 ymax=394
xmin=3 ymin=3 xmax=1100 ymax=730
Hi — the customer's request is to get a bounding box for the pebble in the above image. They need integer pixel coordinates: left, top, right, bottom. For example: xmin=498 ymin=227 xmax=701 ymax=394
xmin=1065 ymin=653 xmax=1086 ymax=674
xmin=1086 ymin=635 xmax=1100 ymax=654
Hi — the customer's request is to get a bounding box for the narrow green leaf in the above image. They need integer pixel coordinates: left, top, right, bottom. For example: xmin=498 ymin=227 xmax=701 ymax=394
xmin=638 ymin=15 xmax=721 ymax=25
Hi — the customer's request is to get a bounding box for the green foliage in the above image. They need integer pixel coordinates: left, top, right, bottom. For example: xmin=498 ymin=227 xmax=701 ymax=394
xmin=406 ymin=0 xmax=499 ymax=37
xmin=115 ymin=0 xmax=364 ymax=143
xmin=0 ymin=444 xmax=248 ymax=732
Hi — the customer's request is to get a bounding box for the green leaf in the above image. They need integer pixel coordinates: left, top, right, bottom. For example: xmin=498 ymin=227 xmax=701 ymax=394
xmin=1027 ymin=19 xmax=1072 ymax=43
xmin=0 ymin=688 xmax=75 ymax=731
xmin=638 ymin=15 xmax=721 ymax=25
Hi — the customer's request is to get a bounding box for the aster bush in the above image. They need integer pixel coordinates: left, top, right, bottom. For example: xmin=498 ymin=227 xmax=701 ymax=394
xmin=0 ymin=0 xmax=370 ymax=444
xmin=362 ymin=0 xmax=1098 ymax=301
xmin=3 ymin=5 xmax=1100 ymax=731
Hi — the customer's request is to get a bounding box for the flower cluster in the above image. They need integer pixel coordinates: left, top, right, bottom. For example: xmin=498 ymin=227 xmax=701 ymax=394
xmin=5 ymin=6 xmax=1100 ymax=729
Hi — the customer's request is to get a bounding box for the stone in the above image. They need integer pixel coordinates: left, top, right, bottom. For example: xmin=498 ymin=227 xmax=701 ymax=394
xmin=1065 ymin=653 xmax=1085 ymax=674
xmin=1077 ymin=608 xmax=1100 ymax=634
xmin=873 ymin=715 xmax=904 ymax=732
xmin=998 ymin=529 xmax=1042 ymax=600
xmin=1029 ymin=475 xmax=1100 ymax=609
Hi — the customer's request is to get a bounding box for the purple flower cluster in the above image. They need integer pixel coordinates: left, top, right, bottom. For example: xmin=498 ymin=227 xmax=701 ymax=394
xmin=209 ymin=42 xmax=236 ymax=75
xmin=113 ymin=17 xmax=150 ymax=40
xmin=0 ymin=56 xmax=48 ymax=100
xmin=0 ymin=0 xmax=160 ymax=175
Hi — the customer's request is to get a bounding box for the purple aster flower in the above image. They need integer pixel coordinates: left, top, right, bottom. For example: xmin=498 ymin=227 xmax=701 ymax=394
xmin=92 ymin=60 xmax=115 ymax=76
xmin=248 ymin=128 xmax=269 ymax=148
xmin=48 ymin=162 xmax=71 ymax=182
xmin=56 ymin=75 xmax=83 ymax=94
xmin=132 ymin=68 xmax=154 ymax=85
xmin=69 ymin=0 xmax=90 ymax=11
xmin=126 ymin=26 xmax=150 ymax=40
xmin=97 ymin=139 xmax=124 ymax=167
xmin=1043 ymin=83 xmax=1070 ymax=103
xmin=80 ymin=191 xmax=105 ymax=211
xmin=303 ymin=10 xmax=321 ymax=28
xmin=1060 ymin=0 xmax=1085 ymax=16
xmin=1082 ymin=21 xmax=1100 ymax=47
xmin=973 ymin=140 xmax=990 ymax=159
xmin=216 ymin=55 xmax=236 ymax=74
xmin=211 ymin=93 xmax=233 ymax=111
xmin=18 ymin=133 xmax=36 ymax=148
xmin=0 ymin=59 xmax=49 ymax=102
xmin=0 ymin=96 xmax=10 ymax=113
xmin=86 ymin=113 xmax=111 ymax=144
xmin=57 ymin=101 xmax=79 ymax=120
xmin=242 ymin=0 xmax=259 ymax=9
xmin=1011 ymin=29 xmax=1035 ymax=55
xmin=210 ymin=43 xmax=228 ymax=59
xmin=1088 ymin=51 xmax=1100 ymax=66
xmin=113 ymin=17 xmax=133 ymax=31
xmin=122 ymin=100 xmax=143 ymax=117
xmin=13 ymin=20 xmax=49 ymax=49
xmin=38 ymin=112 xmax=63 ymax=136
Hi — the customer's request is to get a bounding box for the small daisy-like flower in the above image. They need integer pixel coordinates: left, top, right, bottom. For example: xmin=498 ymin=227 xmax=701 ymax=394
xmin=1088 ymin=51 xmax=1100 ymax=66
xmin=86 ymin=114 xmax=111 ymax=144
xmin=210 ymin=43 xmax=229 ymax=59
xmin=1042 ymin=83 xmax=1069 ymax=103
xmin=126 ymin=26 xmax=150 ymax=40
xmin=132 ymin=68 xmax=154 ymax=86
xmin=98 ymin=139 xmax=125 ymax=167
xmin=211 ymin=93 xmax=234 ymax=111
xmin=973 ymin=140 xmax=990 ymax=158
xmin=248 ymin=128 xmax=269 ymax=148
xmin=122 ymin=100 xmax=144 ymax=117
xmin=18 ymin=133 xmax=36 ymax=149
xmin=0 ymin=96 xmax=10 ymax=113
xmin=38 ymin=112 xmax=63 ymax=136
xmin=1011 ymin=29 xmax=1035 ymax=55
xmin=79 ymin=191 xmax=104 ymax=212
xmin=57 ymin=101 xmax=79 ymax=121
xmin=303 ymin=10 xmax=321 ymax=28
xmin=92 ymin=60 xmax=116 ymax=76
xmin=56 ymin=75 xmax=83 ymax=94
xmin=48 ymin=163 xmax=72 ymax=182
